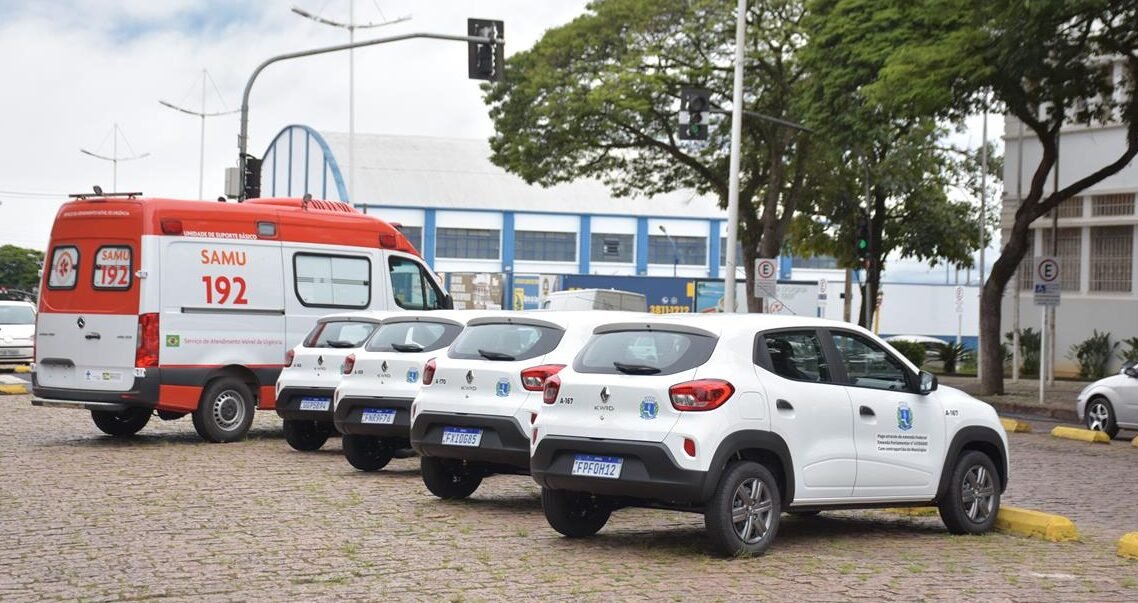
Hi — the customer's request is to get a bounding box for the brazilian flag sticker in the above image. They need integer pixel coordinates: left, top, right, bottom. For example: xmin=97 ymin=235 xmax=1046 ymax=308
xmin=166 ymin=334 xmax=181 ymax=348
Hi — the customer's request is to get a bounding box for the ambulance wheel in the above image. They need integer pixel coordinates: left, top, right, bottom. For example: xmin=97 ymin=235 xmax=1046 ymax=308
xmin=193 ymin=377 xmax=255 ymax=443
xmin=90 ymin=407 xmax=151 ymax=437
xmin=282 ymin=419 xmax=330 ymax=451
xmin=420 ymin=456 xmax=482 ymax=499
xmin=342 ymin=434 xmax=393 ymax=471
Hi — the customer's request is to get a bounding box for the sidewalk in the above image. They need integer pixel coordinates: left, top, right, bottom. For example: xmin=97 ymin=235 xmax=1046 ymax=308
xmin=938 ymin=375 xmax=1084 ymax=423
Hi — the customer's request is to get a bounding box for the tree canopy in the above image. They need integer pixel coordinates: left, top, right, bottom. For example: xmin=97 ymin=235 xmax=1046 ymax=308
xmin=0 ymin=245 xmax=44 ymax=299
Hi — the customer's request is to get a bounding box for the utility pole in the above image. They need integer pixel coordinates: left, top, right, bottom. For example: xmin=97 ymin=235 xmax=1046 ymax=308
xmin=160 ymin=70 xmax=239 ymax=200
xmin=80 ymin=123 xmax=149 ymax=192
xmin=978 ymin=103 xmax=988 ymax=382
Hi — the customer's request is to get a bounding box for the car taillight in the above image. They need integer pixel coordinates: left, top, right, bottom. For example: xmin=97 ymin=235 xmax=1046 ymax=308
xmin=521 ymin=364 xmax=565 ymax=392
xmin=342 ymin=353 xmax=356 ymax=375
xmin=542 ymin=375 xmax=561 ymax=405
xmin=423 ymin=358 xmax=437 ymax=385
xmin=284 ymin=349 xmax=295 ymax=367
xmin=669 ymin=379 xmax=735 ymax=411
xmin=135 ymin=313 xmax=159 ymax=368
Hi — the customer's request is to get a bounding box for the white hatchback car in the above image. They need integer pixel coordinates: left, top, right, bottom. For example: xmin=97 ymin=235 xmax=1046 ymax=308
xmin=275 ymin=312 xmax=388 ymax=451
xmin=410 ymin=311 xmax=643 ymax=499
xmin=1076 ymin=362 xmax=1138 ymax=438
xmin=531 ymin=314 xmax=1010 ymax=556
xmin=0 ymin=300 xmax=36 ymax=364
xmin=333 ymin=310 xmax=471 ymax=471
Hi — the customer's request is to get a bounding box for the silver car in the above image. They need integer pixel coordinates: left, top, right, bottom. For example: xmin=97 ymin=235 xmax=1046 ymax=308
xmin=1076 ymin=362 xmax=1138 ymax=438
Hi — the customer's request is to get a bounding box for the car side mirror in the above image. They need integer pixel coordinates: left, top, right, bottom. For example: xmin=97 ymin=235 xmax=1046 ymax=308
xmin=1125 ymin=367 xmax=1138 ymax=379
xmin=918 ymin=370 xmax=938 ymax=395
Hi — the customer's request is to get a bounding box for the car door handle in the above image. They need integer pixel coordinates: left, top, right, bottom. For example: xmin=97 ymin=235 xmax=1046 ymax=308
xmin=776 ymin=399 xmax=793 ymax=411
xmin=859 ymin=405 xmax=875 ymax=417
xmin=84 ymin=332 xmax=101 ymax=340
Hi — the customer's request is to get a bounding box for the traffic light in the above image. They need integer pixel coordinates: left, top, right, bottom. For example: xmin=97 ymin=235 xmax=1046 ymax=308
xmin=468 ymin=19 xmax=505 ymax=81
xmin=242 ymin=154 xmax=262 ymax=200
xmin=679 ymin=87 xmax=711 ymax=140
xmin=855 ymin=214 xmax=870 ymax=260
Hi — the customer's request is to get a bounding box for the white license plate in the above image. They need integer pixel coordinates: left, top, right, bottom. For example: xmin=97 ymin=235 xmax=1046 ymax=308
xmin=571 ymin=454 xmax=623 ymax=479
xmin=441 ymin=426 xmax=483 ymax=447
xmin=299 ymin=397 xmax=331 ymax=411
xmin=361 ymin=408 xmax=396 ymax=424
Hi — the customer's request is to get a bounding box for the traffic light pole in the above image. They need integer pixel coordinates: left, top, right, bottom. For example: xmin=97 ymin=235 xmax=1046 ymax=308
xmin=237 ymin=29 xmax=501 ymax=201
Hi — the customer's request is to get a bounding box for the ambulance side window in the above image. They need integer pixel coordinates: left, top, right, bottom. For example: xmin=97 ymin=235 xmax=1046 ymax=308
xmin=388 ymin=256 xmax=443 ymax=310
xmin=293 ymin=253 xmax=370 ymax=308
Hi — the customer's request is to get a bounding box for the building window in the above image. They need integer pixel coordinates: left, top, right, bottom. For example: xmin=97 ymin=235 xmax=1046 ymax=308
xmin=791 ymin=255 xmax=838 ymax=269
xmin=719 ymin=238 xmax=744 ymax=266
xmin=1091 ymin=193 xmax=1135 ymax=217
xmin=648 ymin=235 xmax=706 ymax=266
xmin=396 ymin=225 xmax=422 ymax=251
xmin=1089 ymin=225 xmax=1133 ymax=293
xmin=516 ymin=231 xmax=576 ymax=262
xmin=1040 ymin=228 xmax=1082 ymax=292
xmin=436 ymin=228 xmax=500 ymax=259
xmin=1056 ymin=197 xmax=1083 ymax=218
xmin=591 ymin=233 xmax=634 ymax=263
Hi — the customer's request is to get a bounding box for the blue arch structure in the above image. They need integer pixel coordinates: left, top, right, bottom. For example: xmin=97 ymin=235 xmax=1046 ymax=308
xmin=261 ymin=124 xmax=349 ymax=202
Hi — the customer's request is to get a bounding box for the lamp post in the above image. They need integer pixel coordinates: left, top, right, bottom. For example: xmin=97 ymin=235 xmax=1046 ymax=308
xmin=292 ymin=2 xmax=411 ymax=206
xmin=80 ymin=123 xmax=149 ymax=192
xmin=658 ymin=225 xmax=679 ymax=277
xmin=160 ymin=70 xmax=239 ymax=200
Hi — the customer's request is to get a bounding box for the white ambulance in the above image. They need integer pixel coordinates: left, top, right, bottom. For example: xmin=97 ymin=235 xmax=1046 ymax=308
xmin=32 ymin=192 xmax=451 ymax=442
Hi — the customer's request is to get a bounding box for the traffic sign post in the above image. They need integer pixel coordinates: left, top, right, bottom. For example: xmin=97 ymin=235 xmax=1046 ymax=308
xmin=754 ymin=258 xmax=778 ymax=302
xmin=1031 ymin=256 xmax=1061 ymax=404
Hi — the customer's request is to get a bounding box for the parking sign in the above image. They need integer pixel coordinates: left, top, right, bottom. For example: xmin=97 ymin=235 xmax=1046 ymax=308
xmin=1032 ymin=256 xmax=1061 ymax=306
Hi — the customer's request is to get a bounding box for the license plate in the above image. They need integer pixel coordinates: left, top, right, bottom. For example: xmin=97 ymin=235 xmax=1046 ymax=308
xmin=361 ymin=408 xmax=396 ymax=425
xmin=571 ymin=454 xmax=623 ymax=479
xmin=298 ymin=397 xmax=331 ymax=411
xmin=441 ymin=426 xmax=483 ymax=447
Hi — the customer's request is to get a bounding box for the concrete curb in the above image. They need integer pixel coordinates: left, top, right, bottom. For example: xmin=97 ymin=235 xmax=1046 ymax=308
xmin=1132 ymin=436 xmax=1138 ymax=448
xmin=999 ymin=417 xmax=1032 ymax=433
xmin=1050 ymin=425 xmax=1111 ymax=443
xmin=14 ymin=365 xmax=30 ymax=374
xmin=1118 ymin=533 xmax=1138 ymax=560
xmin=0 ymin=384 xmax=29 ymax=395
xmin=985 ymin=400 xmax=1079 ymax=423
xmin=882 ymin=507 xmax=939 ymax=517
xmin=994 ymin=506 xmax=1079 ymax=542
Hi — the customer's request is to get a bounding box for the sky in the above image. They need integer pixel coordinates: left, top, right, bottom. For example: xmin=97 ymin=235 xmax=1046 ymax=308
xmin=0 ymin=0 xmax=998 ymax=284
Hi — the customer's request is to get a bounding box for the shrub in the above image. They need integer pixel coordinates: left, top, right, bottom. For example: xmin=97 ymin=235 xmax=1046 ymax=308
xmin=889 ymin=340 xmax=926 ymax=368
xmin=1119 ymin=336 xmax=1138 ymax=365
xmin=1005 ymin=328 xmax=1041 ymax=377
xmin=1066 ymin=329 xmax=1118 ymax=380
xmin=933 ymin=342 xmax=971 ymax=375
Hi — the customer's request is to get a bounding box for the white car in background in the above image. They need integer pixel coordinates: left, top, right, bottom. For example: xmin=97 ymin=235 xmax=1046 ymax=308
xmin=1077 ymin=362 xmax=1138 ymax=438
xmin=0 ymin=300 xmax=36 ymax=364
xmin=275 ymin=312 xmax=388 ymax=451
xmin=332 ymin=310 xmax=470 ymax=471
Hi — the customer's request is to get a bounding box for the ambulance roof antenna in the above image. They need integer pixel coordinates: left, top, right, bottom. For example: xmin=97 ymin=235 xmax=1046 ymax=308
xmin=93 ymin=185 xmax=104 ymax=195
xmin=302 ymin=193 xmax=312 ymax=210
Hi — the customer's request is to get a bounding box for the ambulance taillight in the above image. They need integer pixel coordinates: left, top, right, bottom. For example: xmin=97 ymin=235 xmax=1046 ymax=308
xmin=136 ymin=313 xmax=160 ymax=368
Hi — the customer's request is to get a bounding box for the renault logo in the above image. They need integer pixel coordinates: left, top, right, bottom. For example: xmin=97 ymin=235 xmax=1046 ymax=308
xmin=77 ymin=317 xmax=86 ymax=329
xmin=381 ymin=361 xmax=389 ymax=373
xmin=466 ymin=370 xmax=474 ymax=385
xmin=600 ymin=386 xmax=610 ymax=403
xmin=317 ymin=355 xmax=324 ymax=366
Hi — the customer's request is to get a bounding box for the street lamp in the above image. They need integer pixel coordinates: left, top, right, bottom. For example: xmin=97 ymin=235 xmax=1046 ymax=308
xmin=292 ymin=2 xmax=411 ymax=206
xmin=658 ymin=225 xmax=679 ymax=277
xmin=80 ymin=123 xmax=149 ymax=192
xmin=160 ymin=69 xmax=239 ymax=200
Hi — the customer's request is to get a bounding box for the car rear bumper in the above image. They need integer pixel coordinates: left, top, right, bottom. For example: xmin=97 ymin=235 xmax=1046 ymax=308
xmin=275 ymin=387 xmax=336 ymax=421
xmin=334 ymin=395 xmax=414 ymax=437
xmin=531 ymin=435 xmax=708 ymax=505
xmin=31 ymin=370 xmax=160 ymax=412
xmin=411 ymin=411 xmax=530 ymax=470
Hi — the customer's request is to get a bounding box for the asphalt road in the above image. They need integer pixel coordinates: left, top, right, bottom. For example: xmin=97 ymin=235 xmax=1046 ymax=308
xmin=1 ymin=395 xmax=1135 ymax=602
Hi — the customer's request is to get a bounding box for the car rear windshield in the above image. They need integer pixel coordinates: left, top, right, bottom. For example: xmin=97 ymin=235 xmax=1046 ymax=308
xmin=448 ymin=322 xmax=564 ymax=362
xmin=365 ymin=320 xmax=463 ymax=354
xmin=0 ymin=305 xmax=35 ymax=324
xmin=303 ymin=321 xmax=378 ymax=349
xmin=574 ymin=329 xmax=717 ymax=376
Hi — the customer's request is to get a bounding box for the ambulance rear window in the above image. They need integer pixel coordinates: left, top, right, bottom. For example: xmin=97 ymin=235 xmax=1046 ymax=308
xmin=47 ymin=246 xmax=79 ymax=290
xmin=92 ymin=245 xmax=133 ymax=290
xmin=303 ymin=320 xmax=378 ymax=349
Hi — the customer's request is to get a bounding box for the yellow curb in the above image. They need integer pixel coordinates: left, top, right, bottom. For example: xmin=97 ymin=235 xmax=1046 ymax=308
xmin=1118 ymin=533 xmax=1138 ymax=560
xmin=0 ymin=384 xmax=29 ymax=395
xmin=14 ymin=365 xmax=30 ymax=373
xmin=999 ymin=417 xmax=1032 ymax=433
xmin=883 ymin=507 xmax=939 ymax=517
xmin=994 ymin=506 xmax=1079 ymax=542
xmin=1132 ymin=435 xmax=1138 ymax=448
xmin=1050 ymin=425 xmax=1111 ymax=443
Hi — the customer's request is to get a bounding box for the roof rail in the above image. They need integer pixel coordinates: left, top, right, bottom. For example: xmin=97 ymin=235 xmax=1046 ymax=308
xmin=69 ymin=191 xmax=143 ymax=199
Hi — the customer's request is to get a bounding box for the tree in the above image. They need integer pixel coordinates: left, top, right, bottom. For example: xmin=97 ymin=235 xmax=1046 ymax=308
xmin=821 ymin=0 xmax=1138 ymax=394
xmin=484 ymin=0 xmax=834 ymax=311
xmin=0 ymin=245 xmax=44 ymax=300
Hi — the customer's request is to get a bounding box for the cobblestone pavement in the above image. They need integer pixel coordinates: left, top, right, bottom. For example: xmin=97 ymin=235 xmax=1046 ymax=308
xmin=1 ymin=396 xmax=1135 ymax=602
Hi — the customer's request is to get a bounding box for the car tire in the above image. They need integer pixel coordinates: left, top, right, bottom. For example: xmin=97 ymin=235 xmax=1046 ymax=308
xmin=420 ymin=456 xmax=483 ymax=499
xmin=541 ymin=487 xmax=612 ymax=538
xmin=90 ymin=407 xmax=151 ymax=437
xmin=938 ymin=450 xmax=1001 ymax=535
xmin=192 ymin=377 xmax=255 ymax=443
xmin=705 ymin=461 xmax=782 ymax=557
xmin=342 ymin=434 xmax=394 ymax=471
xmin=1085 ymin=396 xmax=1120 ymax=439
xmin=282 ymin=419 xmax=330 ymax=451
